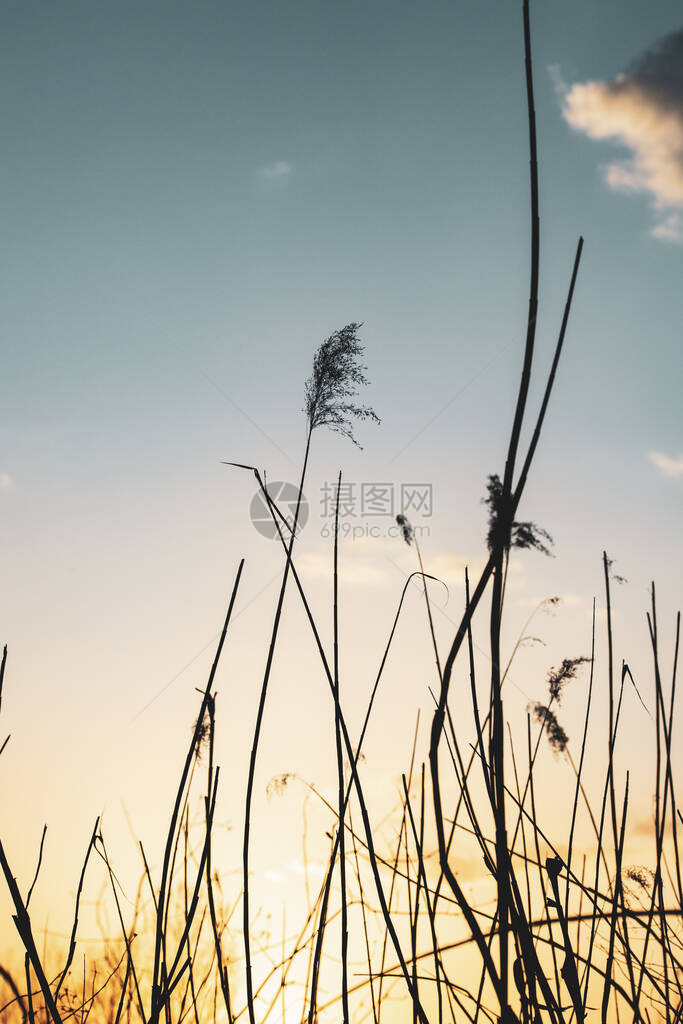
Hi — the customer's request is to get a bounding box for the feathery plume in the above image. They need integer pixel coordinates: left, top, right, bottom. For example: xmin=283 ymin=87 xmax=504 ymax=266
xmin=547 ymin=656 xmax=591 ymax=703
xmin=530 ymin=702 xmax=569 ymax=754
xmin=483 ymin=473 xmax=553 ymax=556
xmin=304 ymin=323 xmax=380 ymax=447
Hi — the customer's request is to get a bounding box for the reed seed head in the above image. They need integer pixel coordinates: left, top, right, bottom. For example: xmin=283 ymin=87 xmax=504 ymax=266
xmin=304 ymin=323 xmax=380 ymax=447
xmin=396 ymin=513 xmax=414 ymax=546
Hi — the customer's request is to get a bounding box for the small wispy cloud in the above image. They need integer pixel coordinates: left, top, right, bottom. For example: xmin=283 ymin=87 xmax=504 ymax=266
xmin=651 ymin=211 xmax=683 ymax=241
xmin=0 ymin=472 xmax=14 ymax=491
xmin=559 ymin=28 xmax=683 ymax=242
xmin=649 ymin=451 xmax=683 ymax=478
xmin=258 ymin=160 xmax=293 ymax=181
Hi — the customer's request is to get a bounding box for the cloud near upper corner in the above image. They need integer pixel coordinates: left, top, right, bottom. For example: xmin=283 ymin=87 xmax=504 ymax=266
xmin=649 ymin=450 xmax=683 ymax=478
xmin=560 ymin=27 xmax=683 ymax=241
xmin=258 ymin=159 xmax=293 ymax=181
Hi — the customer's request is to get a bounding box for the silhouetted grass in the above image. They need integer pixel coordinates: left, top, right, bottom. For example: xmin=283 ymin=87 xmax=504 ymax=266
xmin=1 ymin=2 xmax=681 ymax=1022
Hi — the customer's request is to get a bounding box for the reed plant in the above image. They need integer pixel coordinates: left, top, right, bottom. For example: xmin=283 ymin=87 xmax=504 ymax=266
xmin=1 ymin=3 xmax=680 ymax=1022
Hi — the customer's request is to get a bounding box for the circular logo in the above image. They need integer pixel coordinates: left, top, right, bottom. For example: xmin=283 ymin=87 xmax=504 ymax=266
xmin=250 ymin=481 xmax=309 ymax=540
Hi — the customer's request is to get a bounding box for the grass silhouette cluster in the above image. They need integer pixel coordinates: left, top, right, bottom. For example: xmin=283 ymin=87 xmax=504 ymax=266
xmin=1 ymin=3 xmax=681 ymax=1023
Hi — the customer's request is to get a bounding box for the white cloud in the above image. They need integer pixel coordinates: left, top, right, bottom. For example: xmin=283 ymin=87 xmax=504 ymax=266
xmin=547 ymin=63 xmax=569 ymax=100
xmin=649 ymin=451 xmax=683 ymax=478
xmin=651 ymin=211 xmax=683 ymax=242
xmin=0 ymin=472 xmax=14 ymax=491
xmin=560 ymin=29 xmax=683 ymax=241
xmin=258 ymin=160 xmax=293 ymax=181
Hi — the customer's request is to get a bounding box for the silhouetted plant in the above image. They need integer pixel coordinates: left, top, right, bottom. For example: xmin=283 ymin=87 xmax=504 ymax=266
xmin=622 ymin=864 xmax=655 ymax=909
xmin=3 ymin=6 xmax=681 ymax=1024
xmin=242 ymin=323 xmax=380 ymax=1024
xmin=605 ymin=554 xmax=628 ymax=585
xmin=528 ymin=655 xmax=589 ymax=756
xmin=624 ymin=865 xmax=653 ymax=892
xmin=266 ymin=773 xmax=296 ymax=799
xmin=395 ymin=512 xmax=444 ymax=683
xmin=192 ymin=702 xmax=212 ymax=759
xmin=483 ymin=473 xmax=553 ymax=556
xmin=530 ymin=702 xmax=569 ymax=753
xmin=304 ymin=323 xmax=380 ymax=447
xmin=547 ymin=656 xmax=590 ymax=703
xmin=396 ymin=513 xmax=414 ymax=546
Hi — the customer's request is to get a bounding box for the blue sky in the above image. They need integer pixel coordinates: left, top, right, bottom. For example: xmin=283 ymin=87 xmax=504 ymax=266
xmin=0 ymin=0 xmax=681 ymax=978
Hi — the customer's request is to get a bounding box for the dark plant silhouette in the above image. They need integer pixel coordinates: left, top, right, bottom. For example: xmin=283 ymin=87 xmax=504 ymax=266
xmin=242 ymin=322 xmax=379 ymax=1024
xmin=528 ymin=655 xmax=590 ymax=755
xmin=304 ymin=323 xmax=380 ymax=447
xmin=396 ymin=513 xmax=414 ymax=546
xmin=192 ymin=701 xmax=213 ymax=758
xmin=395 ymin=512 xmax=444 ymax=682
xmin=530 ymin=702 xmax=569 ymax=753
xmin=483 ymin=473 xmax=553 ymax=556
xmin=547 ymin=656 xmax=591 ymax=703
xmin=624 ymin=865 xmax=653 ymax=892
xmin=545 ymin=856 xmax=585 ymax=1021
xmin=2 ymin=5 xmax=681 ymax=1024
xmin=266 ymin=772 xmax=296 ymax=799
xmin=605 ymin=554 xmax=628 ymax=585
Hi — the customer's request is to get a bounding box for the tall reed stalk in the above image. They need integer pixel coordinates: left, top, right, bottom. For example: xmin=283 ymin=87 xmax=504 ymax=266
xmin=2 ymin=4 xmax=681 ymax=1024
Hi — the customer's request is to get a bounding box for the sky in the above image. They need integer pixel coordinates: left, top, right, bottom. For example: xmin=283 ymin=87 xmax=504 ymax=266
xmin=0 ymin=0 xmax=682 ymax=1014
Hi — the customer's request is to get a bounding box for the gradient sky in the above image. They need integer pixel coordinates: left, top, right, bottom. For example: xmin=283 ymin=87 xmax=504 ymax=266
xmin=1 ymin=0 xmax=681 ymax=1004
